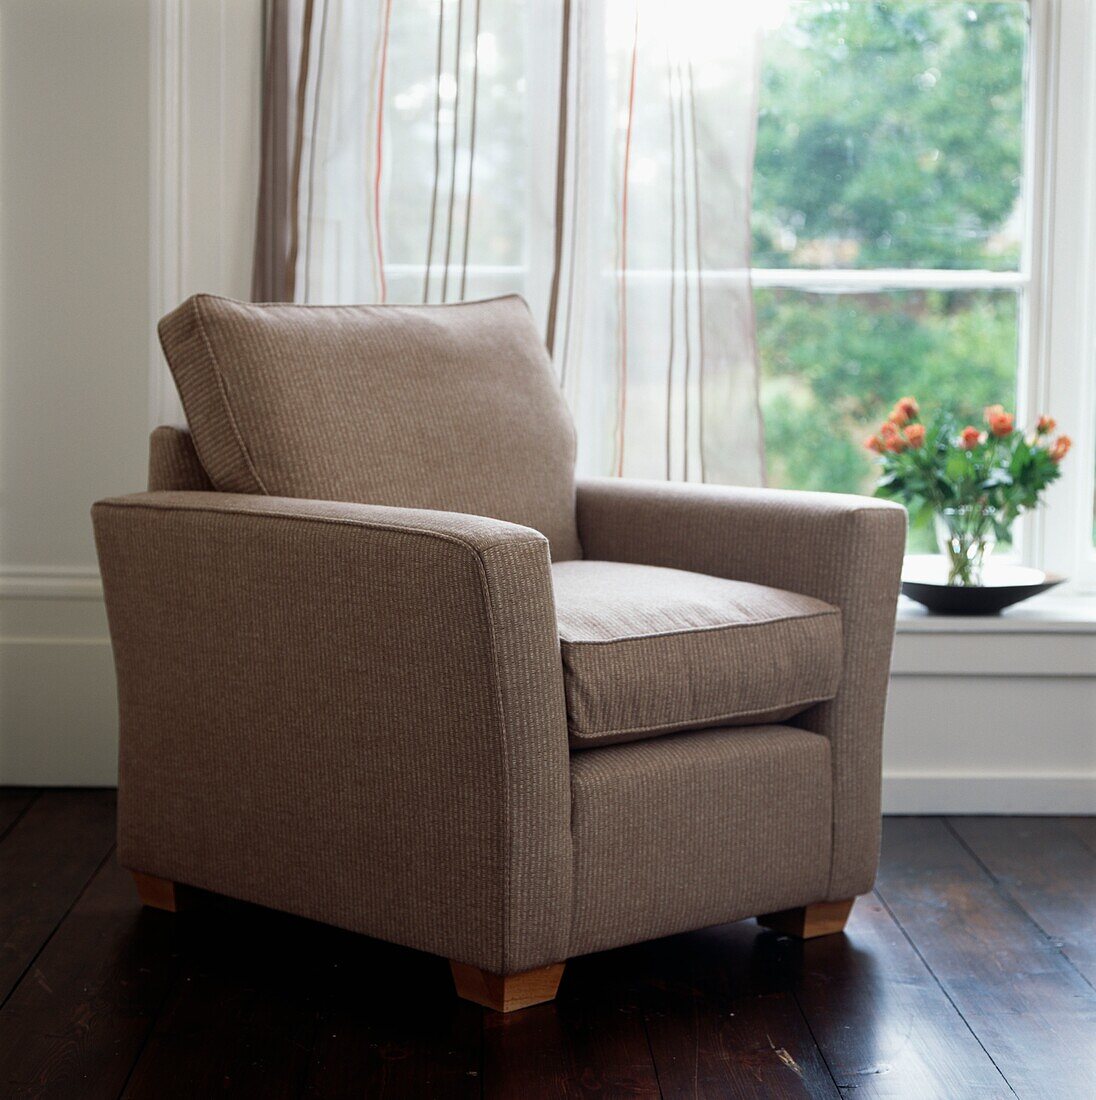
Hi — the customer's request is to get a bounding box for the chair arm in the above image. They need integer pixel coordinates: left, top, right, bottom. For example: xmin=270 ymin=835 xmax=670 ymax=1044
xmin=92 ymin=491 xmax=573 ymax=974
xmin=576 ymin=478 xmax=907 ymax=898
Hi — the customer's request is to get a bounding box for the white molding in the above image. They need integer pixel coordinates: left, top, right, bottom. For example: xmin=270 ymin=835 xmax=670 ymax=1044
xmin=149 ymin=0 xmax=185 ymax=428
xmin=0 ymin=568 xmax=104 ymax=601
xmin=147 ymin=0 xmax=263 ymax=430
xmin=882 ymin=774 xmax=1096 ymax=815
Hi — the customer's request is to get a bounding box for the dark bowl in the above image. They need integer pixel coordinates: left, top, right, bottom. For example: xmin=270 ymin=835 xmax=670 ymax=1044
xmin=900 ymin=558 xmax=1065 ymax=615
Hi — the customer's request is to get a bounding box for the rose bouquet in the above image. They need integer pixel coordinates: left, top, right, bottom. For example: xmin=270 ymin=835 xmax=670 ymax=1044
xmin=865 ymin=397 xmax=1071 ymax=586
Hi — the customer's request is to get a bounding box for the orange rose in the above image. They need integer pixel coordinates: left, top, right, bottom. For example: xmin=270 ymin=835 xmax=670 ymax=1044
xmin=1036 ymin=415 xmax=1056 ymax=435
xmin=984 ymin=404 xmax=1005 ymax=422
xmin=1049 ymin=435 xmax=1072 ymax=462
xmin=889 ymin=396 xmax=919 ymax=425
xmin=904 ymin=423 xmax=926 ymax=449
xmin=878 ymin=422 xmax=905 ymax=451
xmin=988 ymin=410 xmax=1014 ymax=437
xmin=960 ymin=426 xmax=983 ymax=450
xmin=864 ymin=434 xmax=885 ymax=454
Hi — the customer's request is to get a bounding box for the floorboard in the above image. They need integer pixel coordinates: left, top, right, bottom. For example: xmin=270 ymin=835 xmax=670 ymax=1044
xmin=0 ymin=790 xmax=117 ymax=1006
xmin=876 ymin=816 xmax=1096 ymax=1099
xmin=0 ymin=789 xmax=38 ymax=841
xmin=949 ymin=816 xmax=1096 ymax=987
xmin=120 ymin=894 xmax=319 ymax=1100
xmin=0 ymin=855 xmax=179 ymax=1100
xmin=638 ymin=921 xmax=840 ymax=1099
xmin=771 ymin=892 xmax=1011 ymax=1097
xmin=1 ymin=793 xmax=1093 ymax=1099
xmin=1062 ymin=815 xmax=1096 ymax=857
xmin=482 ymin=943 xmax=660 ymax=1099
xmin=301 ymin=932 xmax=482 ymax=1099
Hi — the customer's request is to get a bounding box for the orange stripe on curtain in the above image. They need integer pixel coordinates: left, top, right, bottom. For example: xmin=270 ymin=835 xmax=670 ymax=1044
xmin=615 ymin=8 xmax=639 ymax=479
xmin=558 ymin=0 xmax=585 ymax=392
xmin=371 ymin=0 xmax=393 ymax=303
xmin=284 ymin=0 xmax=316 ymax=301
xmin=458 ymin=0 xmax=482 ymax=300
xmin=302 ymin=0 xmax=330 ymax=301
xmin=423 ymin=0 xmax=446 ymax=304
xmin=440 ymin=0 xmax=464 ymax=303
xmin=687 ymin=59 xmax=708 ymax=484
xmin=545 ymin=0 xmax=572 ymax=358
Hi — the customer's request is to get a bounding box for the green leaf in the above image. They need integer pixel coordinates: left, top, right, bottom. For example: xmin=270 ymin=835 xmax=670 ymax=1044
xmin=945 ymin=453 xmax=970 ymax=482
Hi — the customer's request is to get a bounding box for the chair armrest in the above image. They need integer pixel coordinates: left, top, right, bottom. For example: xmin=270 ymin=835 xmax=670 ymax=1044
xmin=92 ymin=491 xmax=572 ymax=974
xmin=576 ymin=478 xmax=907 ymax=898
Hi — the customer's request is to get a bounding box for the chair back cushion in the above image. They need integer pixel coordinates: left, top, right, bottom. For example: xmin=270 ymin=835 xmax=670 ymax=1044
xmin=147 ymin=426 xmax=214 ymax=491
xmin=158 ymin=294 xmax=581 ymax=559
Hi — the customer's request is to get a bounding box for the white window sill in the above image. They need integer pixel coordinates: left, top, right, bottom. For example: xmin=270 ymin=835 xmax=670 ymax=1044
xmin=893 ymin=590 xmax=1096 ymax=678
xmin=896 ymin=591 xmax=1096 ymax=635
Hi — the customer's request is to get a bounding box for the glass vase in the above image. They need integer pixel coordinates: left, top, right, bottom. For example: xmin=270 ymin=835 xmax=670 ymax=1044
xmin=934 ymin=506 xmax=997 ymax=587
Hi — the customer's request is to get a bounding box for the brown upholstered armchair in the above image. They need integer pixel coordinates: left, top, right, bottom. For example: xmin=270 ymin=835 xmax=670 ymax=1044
xmin=93 ymin=295 xmax=906 ymax=1012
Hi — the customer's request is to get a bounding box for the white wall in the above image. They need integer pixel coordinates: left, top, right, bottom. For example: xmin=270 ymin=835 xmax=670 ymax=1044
xmin=0 ymin=2 xmax=1092 ymax=811
xmin=0 ymin=1 xmax=151 ymax=783
xmin=885 ymin=604 xmax=1096 ymax=813
xmin=0 ymin=0 xmax=262 ymax=784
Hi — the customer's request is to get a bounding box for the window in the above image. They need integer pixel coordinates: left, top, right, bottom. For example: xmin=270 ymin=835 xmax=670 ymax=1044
xmin=751 ymin=1 xmax=1030 ymax=551
xmin=295 ymin=0 xmax=1096 ymax=586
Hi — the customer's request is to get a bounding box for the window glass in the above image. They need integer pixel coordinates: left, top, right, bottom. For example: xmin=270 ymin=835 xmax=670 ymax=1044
xmin=756 ymin=288 xmax=1019 ymax=546
xmin=753 ymin=1 xmax=1029 ymax=271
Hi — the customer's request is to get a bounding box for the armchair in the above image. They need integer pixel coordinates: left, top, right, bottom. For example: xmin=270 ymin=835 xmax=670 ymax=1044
xmin=93 ymin=295 xmax=905 ymax=1012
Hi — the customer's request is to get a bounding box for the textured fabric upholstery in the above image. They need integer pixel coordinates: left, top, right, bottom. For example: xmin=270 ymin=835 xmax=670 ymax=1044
xmin=157 ymin=294 xmax=582 ymax=560
xmin=569 ymin=725 xmax=832 ymax=956
xmin=552 ymin=560 xmax=841 ymax=747
xmin=96 ymin=318 xmax=903 ymax=979
xmin=575 ymin=479 xmax=906 ymax=901
xmin=147 ymin=426 xmax=213 ymax=491
xmin=92 ymin=490 xmax=573 ymax=975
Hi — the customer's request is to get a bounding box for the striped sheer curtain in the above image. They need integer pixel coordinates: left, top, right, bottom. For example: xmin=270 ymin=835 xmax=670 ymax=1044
xmin=254 ymin=0 xmax=765 ymax=484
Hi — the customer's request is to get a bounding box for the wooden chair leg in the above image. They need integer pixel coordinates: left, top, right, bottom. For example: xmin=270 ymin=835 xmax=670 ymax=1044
xmin=450 ymin=960 xmax=565 ymax=1012
xmin=132 ymin=871 xmax=180 ymax=912
xmin=757 ymin=897 xmax=855 ymax=939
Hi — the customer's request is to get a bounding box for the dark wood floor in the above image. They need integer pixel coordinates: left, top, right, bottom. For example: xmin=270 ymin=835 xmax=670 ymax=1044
xmin=0 ymin=792 xmax=1093 ymax=1099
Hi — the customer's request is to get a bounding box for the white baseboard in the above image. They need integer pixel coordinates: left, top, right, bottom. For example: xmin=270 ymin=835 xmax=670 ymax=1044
xmin=1 ymin=577 xmax=117 ymax=786
xmin=882 ymin=774 xmax=1096 ymax=814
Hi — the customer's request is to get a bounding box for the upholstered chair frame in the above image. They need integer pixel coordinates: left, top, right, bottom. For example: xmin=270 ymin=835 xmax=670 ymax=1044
xmin=93 ymin=296 xmax=906 ymax=1012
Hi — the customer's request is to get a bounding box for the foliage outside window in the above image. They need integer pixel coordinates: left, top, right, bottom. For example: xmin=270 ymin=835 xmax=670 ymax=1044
xmin=752 ymin=0 xmax=1029 ymax=548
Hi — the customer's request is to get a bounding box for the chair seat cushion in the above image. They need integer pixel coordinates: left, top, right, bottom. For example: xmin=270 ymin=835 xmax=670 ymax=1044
xmin=552 ymin=560 xmax=842 ymax=747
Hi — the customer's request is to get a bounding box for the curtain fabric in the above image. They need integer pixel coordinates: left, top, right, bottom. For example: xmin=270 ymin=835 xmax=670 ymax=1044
xmin=253 ymin=0 xmax=765 ymax=485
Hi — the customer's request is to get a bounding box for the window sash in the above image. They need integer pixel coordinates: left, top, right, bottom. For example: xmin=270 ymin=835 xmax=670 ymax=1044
xmin=386 ymin=262 xmax=1026 ymax=291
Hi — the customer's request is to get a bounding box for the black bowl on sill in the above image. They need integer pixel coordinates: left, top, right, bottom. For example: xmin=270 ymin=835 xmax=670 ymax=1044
xmin=900 ymin=556 xmax=1065 ymax=615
